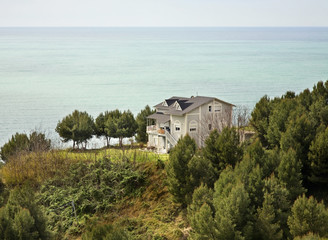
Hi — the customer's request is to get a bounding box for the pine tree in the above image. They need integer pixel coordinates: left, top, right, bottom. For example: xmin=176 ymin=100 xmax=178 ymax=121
xmin=188 ymin=184 xmax=216 ymax=239
xmin=135 ymin=105 xmax=154 ymax=143
xmin=288 ymin=195 xmax=328 ymax=238
xmin=165 ymin=135 xmax=196 ymax=206
xmin=257 ymin=175 xmax=290 ymax=239
xmin=203 ymin=128 xmax=242 ymax=177
xmin=278 ymin=149 xmax=305 ymax=201
xmin=308 ymin=126 xmax=328 ymax=184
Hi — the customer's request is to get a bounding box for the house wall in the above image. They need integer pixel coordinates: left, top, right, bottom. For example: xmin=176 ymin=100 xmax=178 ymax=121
xmin=170 ymin=115 xmax=186 ymax=141
xmin=198 ymin=100 xmax=233 ymax=147
xmin=186 ymin=108 xmax=201 ymax=146
xmin=149 ymin=99 xmax=233 ymax=151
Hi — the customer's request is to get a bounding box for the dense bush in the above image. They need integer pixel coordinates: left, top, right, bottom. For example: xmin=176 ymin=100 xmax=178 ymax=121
xmin=0 ymin=187 xmax=50 ymax=240
xmin=38 ymin=157 xmax=146 ymax=235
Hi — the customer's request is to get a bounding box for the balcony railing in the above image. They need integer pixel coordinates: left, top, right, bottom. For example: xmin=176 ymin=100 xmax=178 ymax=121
xmin=147 ymin=125 xmax=166 ymax=135
xmin=147 ymin=125 xmax=157 ymax=132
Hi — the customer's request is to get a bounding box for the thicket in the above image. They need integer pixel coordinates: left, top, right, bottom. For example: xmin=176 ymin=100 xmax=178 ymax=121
xmin=37 ymin=157 xmax=145 ymax=238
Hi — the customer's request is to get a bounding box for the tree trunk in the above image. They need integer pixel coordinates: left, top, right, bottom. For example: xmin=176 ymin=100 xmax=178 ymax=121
xmin=106 ymin=137 xmax=110 ymax=148
xmin=119 ymin=137 xmax=123 ymax=148
xmin=73 ymin=141 xmax=75 ymax=149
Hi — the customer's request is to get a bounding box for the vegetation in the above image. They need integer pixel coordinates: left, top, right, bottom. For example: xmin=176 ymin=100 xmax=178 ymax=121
xmin=0 ymin=132 xmax=50 ymax=162
xmin=56 ymin=110 xmax=95 ymax=149
xmin=135 ymin=105 xmax=154 ymax=143
xmin=1 ymin=80 xmax=328 ymax=239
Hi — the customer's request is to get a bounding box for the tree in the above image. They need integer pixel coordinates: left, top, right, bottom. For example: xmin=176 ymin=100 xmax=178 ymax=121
xmin=288 ymin=195 xmax=328 ymax=238
xmin=56 ymin=110 xmax=95 ymax=149
xmin=250 ymin=95 xmax=273 ymax=147
xmin=188 ymin=154 xmax=216 ymax=189
xmin=0 ymin=187 xmax=50 ymax=240
xmin=28 ymin=131 xmax=51 ymax=152
xmin=135 ymin=105 xmax=154 ymax=143
xmin=165 ymin=135 xmax=196 ymax=206
xmin=0 ymin=133 xmax=29 ymax=161
xmin=95 ymin=110 xmax=121 ymax=147
xmin=116 ymin=110 xmax=137 ymax=147
xmin=257 ymin=175 xmax=290 ymax=239
xmin=0 ymin=131 xmax=51 ymax=162
xmin=266 ymin=98 xmax=298 ymax=148
xmin=308 ymin=126 xmax=328 ymax=184
xmin=278 ymin=149 xmax=305 ymax=201
xmin=214 ymin=183 xmax=253 ymax=239
xmin=203 ymin=128 xmax=242 ymax=178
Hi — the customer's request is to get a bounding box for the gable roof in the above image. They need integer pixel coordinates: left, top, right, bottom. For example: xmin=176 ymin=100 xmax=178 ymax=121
xmin=147 ymin=112 xmax=170 ymax=123
xmin=154 ymin=96 xmax=234 ymax=116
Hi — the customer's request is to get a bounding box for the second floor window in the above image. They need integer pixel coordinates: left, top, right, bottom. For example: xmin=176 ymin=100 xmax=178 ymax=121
xmin=209 ymin=105 xmax=212 ymax=112
xmin=174 ymin=120 xmax=181 ymax=132
xmin=189 ymin=120 xmax=197 ymax=132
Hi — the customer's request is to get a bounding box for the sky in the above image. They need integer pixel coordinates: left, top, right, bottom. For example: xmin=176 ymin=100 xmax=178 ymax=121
xmin=0 ymin=0 xmax=327 ymax=27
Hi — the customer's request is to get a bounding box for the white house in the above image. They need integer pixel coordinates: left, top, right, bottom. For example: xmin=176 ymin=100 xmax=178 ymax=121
xmin=146 ymin=96 xmax=235 ymax=153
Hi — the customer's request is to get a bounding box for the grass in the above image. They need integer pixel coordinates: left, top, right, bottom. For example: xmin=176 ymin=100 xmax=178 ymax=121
xmin=0 ymin=147 xmax=184 ymax=239
xmin=94 ymin=161 xmax=189 ymax=239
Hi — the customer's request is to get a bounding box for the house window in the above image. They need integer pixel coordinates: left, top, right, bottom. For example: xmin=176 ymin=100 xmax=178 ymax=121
xmin=174 ymin=121 xmax=181 ymax=132
xmin=208 ymin=105 xmax=212 ymax=112
xmin=189 ymin=120 xmax=197 ymax=132
xmin=214 ymin=102 xmax=222 ymax=112
xmin=208 ymin=124 xmax=212 ymax=131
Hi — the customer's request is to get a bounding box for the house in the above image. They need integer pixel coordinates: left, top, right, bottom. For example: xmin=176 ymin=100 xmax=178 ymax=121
xmin=146 ymin=96 xmax=235 ymax=153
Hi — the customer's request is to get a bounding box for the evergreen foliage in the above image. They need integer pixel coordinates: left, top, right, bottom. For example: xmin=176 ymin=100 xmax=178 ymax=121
xmin=0 ymin=187 xmax=50 ymax=240
xmin=250 ymin=95 xmax=273 ymax=146
xmin=251 ymin=80 xmax=328 ymax=185
xmin=308 ymin=126 xmax=328 ymax=184
xmin=257 ymin=175 xmax=290 ymax=239
xmin=278 ymin=149 xmax=306 ymax=201
xmin=203 ymin=128 xmax=242 ymax=178
xmin=95 ymin=111 xmax=115 ymax=147
xmin=0 ymin=133 xmax=29 ymax=161
xmin=116 ymin=110 xmax=138 ymax=146
xmin=288 ymin=195 xmax=328 ymax=238
xmin=165 ymin=135 xmax=196 ymax=206
xmin=0 ymin=132 xmax=51 ymax=162
xmin=56 ymin=110 xmax=95 ymax=149
xmin=135 ymin=105 xmax=155 ymax=143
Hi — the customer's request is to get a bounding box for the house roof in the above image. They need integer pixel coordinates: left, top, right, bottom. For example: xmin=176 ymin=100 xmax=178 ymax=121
xmin=154 ymin=96 xmax=235 ymax=116
xmin=147 ymin=112 xmax=170 ymax=123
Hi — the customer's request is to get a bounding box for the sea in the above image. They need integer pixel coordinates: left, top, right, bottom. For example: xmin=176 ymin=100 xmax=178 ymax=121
xmin=0 ymin=27 xmax=328 ymax=148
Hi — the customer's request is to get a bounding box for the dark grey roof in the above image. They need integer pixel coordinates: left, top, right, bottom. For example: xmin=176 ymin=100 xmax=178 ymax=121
xmin=154 ymin=96 xmax=234 ymax=116
xmin=147 ymin=112 xmax=170 ymax=123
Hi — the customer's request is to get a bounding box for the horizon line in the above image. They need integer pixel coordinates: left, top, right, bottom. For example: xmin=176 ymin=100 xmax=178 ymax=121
xmin=1 ymin=26 xmax=328 ymax=28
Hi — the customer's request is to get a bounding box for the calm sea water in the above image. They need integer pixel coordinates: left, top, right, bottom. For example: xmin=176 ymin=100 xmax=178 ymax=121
xmin=0 ymin=27 xmax=328 ymax=147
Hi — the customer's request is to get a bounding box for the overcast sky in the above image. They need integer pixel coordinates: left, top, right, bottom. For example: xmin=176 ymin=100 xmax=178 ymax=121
xmin=0 ymin=0 xmax=327 ymax=27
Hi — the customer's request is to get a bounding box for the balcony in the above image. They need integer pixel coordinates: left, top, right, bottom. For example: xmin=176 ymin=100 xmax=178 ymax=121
xmin=147 ymin=125 xmax=165 ymax=135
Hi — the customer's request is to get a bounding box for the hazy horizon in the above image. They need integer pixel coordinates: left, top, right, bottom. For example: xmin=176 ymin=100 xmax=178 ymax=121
xmin=1 ymin=0 xmax=328 ymax=27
